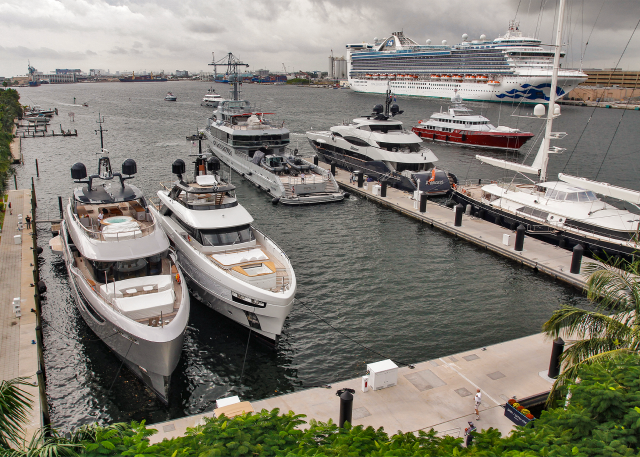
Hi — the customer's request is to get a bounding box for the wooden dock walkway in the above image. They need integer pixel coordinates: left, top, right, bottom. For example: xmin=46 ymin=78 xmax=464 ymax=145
xmin=319 ymin=164 xmax=588 ymax=290
xmin=10 ymin=122 xmax=22 ymax=164
xmin=0 ymin=190 xmax=42 ymax=439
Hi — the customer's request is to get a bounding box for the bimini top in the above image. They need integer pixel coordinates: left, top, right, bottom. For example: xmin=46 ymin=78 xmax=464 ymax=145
xmin=74 ymin=183 xmax=144 ymax=204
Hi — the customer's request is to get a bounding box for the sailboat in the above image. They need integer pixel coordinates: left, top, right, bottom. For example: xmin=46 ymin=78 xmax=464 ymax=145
xmin=452 ymin=0 xmax=640 ymax=260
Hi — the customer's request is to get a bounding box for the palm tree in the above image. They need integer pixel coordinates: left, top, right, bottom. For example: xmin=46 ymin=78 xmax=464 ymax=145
xmin=542 ymin=257 xmax=640 ymax=402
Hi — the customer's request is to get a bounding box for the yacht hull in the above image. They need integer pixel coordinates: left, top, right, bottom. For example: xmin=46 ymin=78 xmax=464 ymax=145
xmin=151 ymin=207 xmax=295 ymax=343
xmin=61 ymin=221 xmax=187 ymax=403
xmin=452 ymin=191 xmax=638 ymax=261
xmin=412 ymin=126 xmax=534 ymax=151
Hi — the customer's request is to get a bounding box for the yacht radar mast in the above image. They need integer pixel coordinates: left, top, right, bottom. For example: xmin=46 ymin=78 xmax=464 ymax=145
xmin=208 ymin=52 xmax=250 ymax=101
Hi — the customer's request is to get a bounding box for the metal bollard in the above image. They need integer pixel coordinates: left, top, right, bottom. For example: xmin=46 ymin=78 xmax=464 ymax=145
xmin=514 ymin=225 xmax=525 ymax=251
xmin=381 ymin=180 xmax=387 ymax=198
xmin=465 ymin=204 xmax=472 ymax=215
xmin=338 ymin=390 xmax=353 ymax=428
xmin=313 ymin=155 xmax=318 ymax=166
xmin=454 ymin=204 xmax=463 ymax=227
xmin=357 ymin=172 xmax=364 ymax=188
xmin=570 ymin=244 xmax=583 ymax=274
xmin=331 ymin=162 xmax=336 ymax=176
xmin=419 ymin=192 xmax=428 ymax=212
xmin=558 ymin=238 xmax=566 ymax=249
xmin=548 ymin=337 xmax=565 ymax=378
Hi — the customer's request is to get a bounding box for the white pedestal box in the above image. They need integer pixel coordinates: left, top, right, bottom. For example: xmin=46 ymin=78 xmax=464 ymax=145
xmin=372 ymin=185 xmax=381 ymax=196
xmin=502 ymin=234 xmax=510 ymax=246
xmin=361 ymin=375 xmax=369 ymax=392
xmin=366 ymin=359 xmax=398 ymax=391
xmin=14 ymin=234 xmax=21 ymax=245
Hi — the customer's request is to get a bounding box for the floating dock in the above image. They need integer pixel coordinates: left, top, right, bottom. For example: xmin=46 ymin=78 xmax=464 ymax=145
xmin=151 ymin=332 xmax=557 ymax=443
xmin=0 ymin=190 xmax=42 ymax=439
xmin=318 ymin=163 xmax=589 ymax=290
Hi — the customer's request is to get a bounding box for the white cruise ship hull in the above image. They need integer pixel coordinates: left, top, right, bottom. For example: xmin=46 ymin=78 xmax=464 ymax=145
xmin=60 ymin=220 xmax=188 ymax=403
xmin=349 ymin=71 xmax=586 ymax=104
xmin=204 ymin=132 xmax=344 ymax=205
xmin=151 ymin=206 xmax=296 ymax=343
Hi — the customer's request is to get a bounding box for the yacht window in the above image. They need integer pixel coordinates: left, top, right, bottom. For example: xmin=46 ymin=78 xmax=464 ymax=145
xmin=566 ymin=193 xmax=579 ymax=202
xmin=586 ymin=191 xmax=598 ymax=201
xmin=377 ymin=142 xmax=421 ymax=152
xmin=545 ymin=189 xmax=558 ymax=199
xmin=368 ymin=124 xmax=403 ymax=133
xmin=556 ymin=191 xmax=567 ymax=201
xmin=199 ymin=224 xmax=255 ymax=247
xmin=344 ymin=137 xmax=371 ymax=147
xmin=577 ymin=192 xmax=590 ymax=202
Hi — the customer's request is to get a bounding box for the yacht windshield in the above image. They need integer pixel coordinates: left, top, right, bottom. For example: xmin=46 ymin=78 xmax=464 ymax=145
xmin=368 ymin=124 xmax=403 ymax=133
xmin=200 ymin=224 xmax=255 ymax=247
xmin=377 ymin=142 xmax=421 ymax=152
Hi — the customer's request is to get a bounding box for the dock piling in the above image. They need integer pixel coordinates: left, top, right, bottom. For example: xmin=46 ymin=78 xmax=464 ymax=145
xmin=381 ymin=180 xmax=387 ymax=198
xmin=313 ymin=156 xmax=318 ymax=165
xmin=548 ymin=337 xmax=565 ymax=378
xmin=58 ymin=196 xmax=63 ymax=217
xmin=515 ymin=225 xmax=525 ymax=251
xmin=356 ymin=172 xmax=364 ymax=188
xmin=419 ymin=193 xmax=427 ymax=213
xmin=14 ymin=174 xmax=17 ymax=190
xmin=454 ymin=204 xmax=463 ymax=227
xmin=35 ymin=159 xmax=39 ymax=178
xmin=330 ymin=162 xmax=336 ymax=176
xmin=570 ymin=244 xmax=584 ymax=274
xmin=338 ymin=390 xmax=353 ymax=428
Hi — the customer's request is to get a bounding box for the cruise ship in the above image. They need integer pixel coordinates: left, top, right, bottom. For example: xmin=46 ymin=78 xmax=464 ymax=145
xmin=347 ymin=21 xmax=587 ymax=104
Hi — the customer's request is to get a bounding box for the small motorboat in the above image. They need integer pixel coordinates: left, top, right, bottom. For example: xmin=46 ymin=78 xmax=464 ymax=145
xmin=165 ymin=92 xmax=177 ymax=101
xmin=261 ymin=155 xmax=287 ymax=173
xmin=285 ymin=155 xmax=312 ymax=172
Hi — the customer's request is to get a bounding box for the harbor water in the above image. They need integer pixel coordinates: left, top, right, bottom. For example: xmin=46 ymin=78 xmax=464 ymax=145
xmin=14 ymin=82 xmax=638 ymax=429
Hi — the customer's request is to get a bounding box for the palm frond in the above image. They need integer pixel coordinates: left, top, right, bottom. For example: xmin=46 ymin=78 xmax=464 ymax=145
xmin=542 ymin=306 xmax=631 ymax=341
xmin=585 ymin=262 xmax=640 ymax=315
xmin=0 ymin=377 xmax=33 ymax=448
xmin=560 ymin=337 xmax=633 ymax=367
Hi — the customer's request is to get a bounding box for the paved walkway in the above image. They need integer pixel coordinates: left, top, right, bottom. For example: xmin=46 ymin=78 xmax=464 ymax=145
xmin=150 ymin=332 xmax=556 ymax=443
xmin=0 ymin=189 xmax=42 ymax=440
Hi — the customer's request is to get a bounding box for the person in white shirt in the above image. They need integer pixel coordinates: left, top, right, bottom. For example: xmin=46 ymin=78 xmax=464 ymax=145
xmin=474 ymin=389 xmax=482 ymax=420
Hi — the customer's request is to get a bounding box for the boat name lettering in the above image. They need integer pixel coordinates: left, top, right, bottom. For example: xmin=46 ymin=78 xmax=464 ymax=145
xmin=428 ymin=181 xmax=444 ymax=185
xmin=212 ymin=138 xmax=233 ymax=155
xmin=350 ymin=146 xmax=359 ymax=151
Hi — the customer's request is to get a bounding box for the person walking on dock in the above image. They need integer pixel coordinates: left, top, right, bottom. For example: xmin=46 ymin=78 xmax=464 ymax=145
xmin=474 ymin=389 xmax=482 ymax=420
xmin=25 ymin=215 xmax=31 ymax=229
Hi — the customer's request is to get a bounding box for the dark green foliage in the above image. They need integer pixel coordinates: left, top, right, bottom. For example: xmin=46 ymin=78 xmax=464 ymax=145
xmin=0 ymin=377 xmax=33 ymax=448
xmin=0 ymin=88 xmax=22 ymax=194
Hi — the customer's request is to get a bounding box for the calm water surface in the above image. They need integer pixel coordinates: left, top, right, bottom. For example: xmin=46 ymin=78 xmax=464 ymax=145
xmin=14 ymin=82 xmax=639 ymax=429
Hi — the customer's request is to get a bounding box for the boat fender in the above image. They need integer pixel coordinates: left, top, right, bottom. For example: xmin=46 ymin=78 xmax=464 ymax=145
xmin=343 ymin=192 xmax=351 ymax=199
xmin=37 ymin=280 xmax=47 ymax=294
xmin=175 ymin=272 xmax=181 ymax=284
xmin=272 ymin=197 xmax=280 ymax=205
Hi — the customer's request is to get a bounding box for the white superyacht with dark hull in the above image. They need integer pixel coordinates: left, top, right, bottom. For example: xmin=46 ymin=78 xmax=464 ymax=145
xmin=150 ymin=155 xmax=296 ymax=343
xmin=54 ymin=152 xmax=189 ymax=404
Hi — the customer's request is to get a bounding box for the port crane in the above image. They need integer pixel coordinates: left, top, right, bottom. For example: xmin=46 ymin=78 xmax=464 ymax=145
xmin=208 ymin=52 xmax=249 ymax=100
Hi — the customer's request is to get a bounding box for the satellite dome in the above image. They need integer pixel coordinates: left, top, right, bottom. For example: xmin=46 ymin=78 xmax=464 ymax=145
xmin=373 ymin=104 xmax=384 ymax=114
xmin=71 ymin=162 xmax=87 ymax=180
xmin=462 ymin=33 xmax=468 ymax=41
xmin=553 ymin=103 xmax=561 ymax=116
xmin=172 ymin=159 xmax=186 ymax=176
xmin=533 ymin=104 xmax=545 ymax=118
xmin=480 ymin=34 xmax=487 ymax=41
xmin=442 ymin=40 xmax=447 ymax=45
xmin=121 ymin=158 xmax=137 ymax=176
xmin=426 ymin=39 xmax=431 ymax=45
xmin=374 ymin=37 xmax=378 ymax=42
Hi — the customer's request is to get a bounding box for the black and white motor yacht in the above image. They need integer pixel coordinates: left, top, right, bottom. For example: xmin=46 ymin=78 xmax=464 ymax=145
xmin=452 ymin=0 xmax=640 ymax=260
xmin=150 ymin=155 xmax=297 ymax=344
xmin=306 ymin=90 xmax=456 ymax=196
xmin=49 ymin=122 xmax=190 ymax=403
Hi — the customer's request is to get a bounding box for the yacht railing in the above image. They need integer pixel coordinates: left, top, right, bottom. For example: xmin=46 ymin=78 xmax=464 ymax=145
xmin=72 ymin=212 xmax=156 ymax=242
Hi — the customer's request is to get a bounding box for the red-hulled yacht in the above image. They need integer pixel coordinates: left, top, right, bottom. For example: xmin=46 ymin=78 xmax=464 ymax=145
xmin=412 ymin=93 xmax=535 ymax=151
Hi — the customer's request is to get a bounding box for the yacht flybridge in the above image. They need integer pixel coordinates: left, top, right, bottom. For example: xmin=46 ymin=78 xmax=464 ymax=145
xmin=307 ymin=89 xmax=455 ymax=195
xmin=50 ymin=121 xmax=189 ymax=403
xmin=412 ymin=92 xmax=534 ymax=150
xmin=453 ymin=0 xmax=640 ymax=260
xmin=204 ymin=53 xmax=344 ymax=205
xmin=150 ymin=155 xmax=296 ymax=344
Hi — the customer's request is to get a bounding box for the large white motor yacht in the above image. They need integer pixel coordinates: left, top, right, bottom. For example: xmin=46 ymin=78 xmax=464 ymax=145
xmin=51 ymin=144 xmax=190 ymax=403
xmin=150 ymin=155 xmax=296 ymax=344
xmin=306 ymin=90 xmax=455 ymax=195
xmin=201 ymin=87 xmax=227 ymax=107
xmin=203 ymin=54 xmax=344 ymax=205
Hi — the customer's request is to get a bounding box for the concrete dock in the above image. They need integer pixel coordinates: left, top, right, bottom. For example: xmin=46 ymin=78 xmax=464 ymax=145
xmin=0 ymin=190 xmax=42 ymax=440
xmin=319 ymin=164 xmax=589 ymax=290
xmin=10 ymin=122 xmax=22 ymax=164
xmin=150 ymin=332 xmax=556 ymax=443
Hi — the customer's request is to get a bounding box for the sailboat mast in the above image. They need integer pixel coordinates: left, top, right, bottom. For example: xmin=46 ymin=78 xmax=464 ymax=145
xmin=539 ymin=0 xmax=565 ymax=182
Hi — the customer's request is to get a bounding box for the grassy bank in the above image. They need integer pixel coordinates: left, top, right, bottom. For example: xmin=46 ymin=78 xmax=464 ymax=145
xmin=0 ymin=88 xmax=22 ymax=197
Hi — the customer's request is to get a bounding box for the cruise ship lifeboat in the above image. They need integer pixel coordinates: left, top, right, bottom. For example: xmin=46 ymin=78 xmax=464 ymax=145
xmin=430 ymin=74 xmax=440 ymax=79
xmin=441 ymin=75 xmax=451 ymax=80
xmin=477 ymin=75 xmax=488 ymax=81
xmin=464 ymin=75 xmax=476 ymax=80
xmin=452 ymin=75 xmax=463 ymax=81
xmin=487 ymin=80 xmax=501 ymax=86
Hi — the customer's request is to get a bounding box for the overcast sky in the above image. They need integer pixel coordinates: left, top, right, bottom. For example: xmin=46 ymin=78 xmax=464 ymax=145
xmin=1 ymin=0 xmax=639 ymax=77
